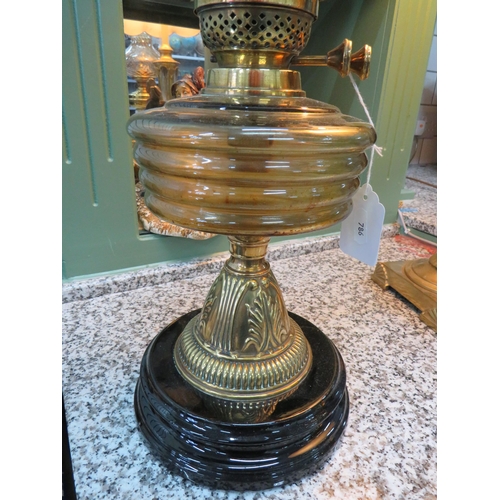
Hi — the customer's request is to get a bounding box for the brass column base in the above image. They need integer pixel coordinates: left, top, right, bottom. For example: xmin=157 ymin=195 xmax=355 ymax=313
xmin=372 ymin=253 xmax=437 ymax=332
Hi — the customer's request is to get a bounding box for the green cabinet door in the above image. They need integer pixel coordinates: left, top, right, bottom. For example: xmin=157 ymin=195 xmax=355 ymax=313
xmin=62 ymin=0 xmax=436 ymax=280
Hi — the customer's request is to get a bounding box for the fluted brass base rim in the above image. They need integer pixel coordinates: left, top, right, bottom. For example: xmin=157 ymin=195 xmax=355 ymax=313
xmin=174 ymin=313 xmax=312 ymax=421
xmin=174 ymin=313 xmax=312 ymax=398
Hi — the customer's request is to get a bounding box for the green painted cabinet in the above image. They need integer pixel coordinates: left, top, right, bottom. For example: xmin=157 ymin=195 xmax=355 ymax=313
xmin=62 ymin=0 xmax=436 ymax=280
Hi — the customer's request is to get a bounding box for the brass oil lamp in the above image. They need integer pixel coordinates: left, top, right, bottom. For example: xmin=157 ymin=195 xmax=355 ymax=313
xmin=125 ymin=31 xmax=161 ymax=110
xmin=129 ymin=0 xmax=375 ymax=489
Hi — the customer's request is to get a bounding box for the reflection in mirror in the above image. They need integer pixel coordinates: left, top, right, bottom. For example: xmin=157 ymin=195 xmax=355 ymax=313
xmin=123 ymin=19 xmax=205 ymax=113
xmin=123 ymin=18 xmax=212 ymax=239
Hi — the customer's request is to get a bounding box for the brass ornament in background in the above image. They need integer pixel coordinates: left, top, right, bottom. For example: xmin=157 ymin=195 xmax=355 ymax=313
xmin=128 ymin=0 xmax=375 ymax=423
xmin=372 ymin=253 xmax=437 ymax=332
xmin=130 ymin=74 xmax=154 ymax=110
xmin=153 ymin=43 xmax=180 ymax=102
xmin=145 ymin=78 xmax=165 ymax=109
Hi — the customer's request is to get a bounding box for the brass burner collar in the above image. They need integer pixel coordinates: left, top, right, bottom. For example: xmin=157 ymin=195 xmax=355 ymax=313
xmin=195 ymin=0 xmax=320 ymax=18
xmin=203 ymin=68 xmax=305 ymax=96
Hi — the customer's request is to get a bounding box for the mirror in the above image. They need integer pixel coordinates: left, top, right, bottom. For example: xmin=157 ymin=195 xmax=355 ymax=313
xmin=122 ymin=2 xmax=213 ymax=238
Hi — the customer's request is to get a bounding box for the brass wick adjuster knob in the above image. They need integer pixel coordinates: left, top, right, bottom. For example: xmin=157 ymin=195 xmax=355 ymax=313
xmin=350 ymin=44 xmax=371 ymax=80
xmin=290 ymin=39 xmax=371 ymax=80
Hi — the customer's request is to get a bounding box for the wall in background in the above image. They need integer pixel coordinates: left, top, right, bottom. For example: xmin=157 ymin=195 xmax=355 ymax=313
xmin=411 ymin=22 xmax=437 ymax=166
xmin=123 ymin=18 xmax=198 ymax=38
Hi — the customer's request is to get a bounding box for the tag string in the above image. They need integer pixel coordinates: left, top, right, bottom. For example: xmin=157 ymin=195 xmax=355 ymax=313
xmin=348 ymin=74 xmax=383 ymax=195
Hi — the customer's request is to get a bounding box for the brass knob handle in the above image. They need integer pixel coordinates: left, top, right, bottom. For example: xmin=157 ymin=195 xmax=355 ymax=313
xmin=290 ymin=39 xmax=371 ymax=80
xmin=325 ymin=39 xmax=352 ymax=77
xmin=349 ymin=44 xmax=371 ymax=80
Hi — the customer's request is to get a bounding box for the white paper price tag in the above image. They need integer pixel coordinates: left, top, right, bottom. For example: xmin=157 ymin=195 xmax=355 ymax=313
xmin=340 ymin=183 xmax=385 ymax=266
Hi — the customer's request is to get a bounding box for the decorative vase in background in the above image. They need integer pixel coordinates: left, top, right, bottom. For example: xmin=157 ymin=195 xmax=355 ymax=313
xmin=168 ymin=32 xmax=203 ymax=57
xmin=168 ymin=33 xmax=182 ymax=54
xmin=182 ymin=35 xmax=197 ymax=56
xmin=194 ymin=33 xmax=204 ymax=56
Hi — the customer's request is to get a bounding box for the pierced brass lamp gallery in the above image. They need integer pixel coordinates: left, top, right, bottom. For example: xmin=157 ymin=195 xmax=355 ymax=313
xmin=128 ymin=0 xmax=375 ymax=489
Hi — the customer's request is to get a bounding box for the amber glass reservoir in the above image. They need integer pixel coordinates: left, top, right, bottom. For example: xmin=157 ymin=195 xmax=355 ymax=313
xmin=127 ymin=86 xmax=375 ymax=236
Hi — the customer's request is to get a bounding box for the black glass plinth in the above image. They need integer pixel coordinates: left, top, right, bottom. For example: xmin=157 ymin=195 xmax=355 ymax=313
xmin=134 ymin=309 xmax=349 ymax=490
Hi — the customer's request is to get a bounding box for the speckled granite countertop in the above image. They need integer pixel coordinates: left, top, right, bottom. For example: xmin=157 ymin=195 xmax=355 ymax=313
xmin=401 ymin=165 xmax=437 ymax=237
xmin=62 ymin=229 xmax=437 ymax=500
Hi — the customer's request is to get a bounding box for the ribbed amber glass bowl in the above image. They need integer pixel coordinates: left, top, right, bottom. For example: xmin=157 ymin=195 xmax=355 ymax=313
xmin=127 ymin=93 xmax=375 ymax=236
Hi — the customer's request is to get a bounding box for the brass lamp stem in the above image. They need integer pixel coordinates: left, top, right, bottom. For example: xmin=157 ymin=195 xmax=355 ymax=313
xmin=227 ymin=236 xmax=270 ymax=274
xmin=173 ymin=236 xmax=312 ymax=422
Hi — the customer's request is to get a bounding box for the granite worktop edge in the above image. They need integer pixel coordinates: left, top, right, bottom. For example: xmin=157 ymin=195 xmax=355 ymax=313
xmin=62 ymin=224 xmax=400 ymax=304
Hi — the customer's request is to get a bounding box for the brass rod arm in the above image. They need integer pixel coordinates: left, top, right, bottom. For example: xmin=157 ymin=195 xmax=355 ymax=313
xmin=290 ymin=39 xmax=371 ymax=80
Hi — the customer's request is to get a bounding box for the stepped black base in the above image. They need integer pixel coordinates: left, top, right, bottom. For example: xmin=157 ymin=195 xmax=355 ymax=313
xmin=134 ymin=309 xmax=349 ymax=490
